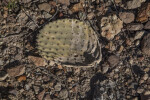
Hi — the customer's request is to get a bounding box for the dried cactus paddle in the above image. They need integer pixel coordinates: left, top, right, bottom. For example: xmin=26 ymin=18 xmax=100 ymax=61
xmin=37 ymin=19 xmax=102 ymax=67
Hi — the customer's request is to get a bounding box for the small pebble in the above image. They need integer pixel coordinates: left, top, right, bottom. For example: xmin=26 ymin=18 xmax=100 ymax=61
xmin=127 ymin=23 xmax=143 ymax=31
xmin=143 ymin=73 xmax=149 ymax=80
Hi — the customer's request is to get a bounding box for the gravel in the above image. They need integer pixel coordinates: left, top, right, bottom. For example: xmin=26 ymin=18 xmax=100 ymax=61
xmin=0 ymin=0 xmax=150 ymax=100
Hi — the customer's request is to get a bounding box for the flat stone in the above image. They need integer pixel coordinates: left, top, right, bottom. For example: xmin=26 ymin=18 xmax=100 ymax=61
xmin=144 ymin=21 xmax=150 ymax=29
xmin=7 ymin=65 xmax=25 ymax=77
xmin=119 ymin=12 xmax=135 ymax=23
xmin=143 ymin=73 xmax=149 ymax=80
xmin=127 ymin=23 xmax=143 ymax=31
xmin=38 ymin=3 xmax=51 ymax=12
xmin=134 ymin=31 xmax=145 ymax=40
xmin=57 ymin=0 xmax=70 ymax=6
xmin=126 ymin=0 xmax=146 ymax=9
xmin=141 ymin=33 xmax=150 ymax=56
xmin=28 ymin=56 xmax=47 ymax=67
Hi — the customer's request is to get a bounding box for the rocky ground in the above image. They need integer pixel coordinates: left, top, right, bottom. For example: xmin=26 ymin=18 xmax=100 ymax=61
xmin=0 ymin=0 xmax=150 ymax=100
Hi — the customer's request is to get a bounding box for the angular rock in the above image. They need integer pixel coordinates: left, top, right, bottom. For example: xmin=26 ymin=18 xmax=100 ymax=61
xmin=33 ymin=86 xmax=40 ymax=94
xmin=38 ymin=3 xmax=51 ymax=12
xmin=144 ymin=21 xmax=150 ymax=29
xmin=7 ymin=65 xmax=25 ymax=77
xmin=126 ymin=0 xmax=146 ymax=9
xmin=127 ymin=23 xmax=143 ymax=31
xmin=101 ymin=14 xmax=123 ymax=40
xmin=141 ymin=33 xmax=150 ymax=56
xmin=119 ymin=12 xmax=135 ymax=24
xmin=37 ymin=90 xmax=45 ymax=100
xmin=134 ymin=31 xmax=145 ymax=40
xmin=108 ymin=55 xmax=119 ymax=67
xmin=28 ymin=56 xmax=47 ymax=67
xmin=17 ymin=75 xmax=27 ymax=82
xmin=144 ymin=91 xmax=150 ymax=95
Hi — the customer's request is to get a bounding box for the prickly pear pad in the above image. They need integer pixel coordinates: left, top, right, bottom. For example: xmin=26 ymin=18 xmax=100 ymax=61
xmin=37 ymin=19 xmax=102 ymax=67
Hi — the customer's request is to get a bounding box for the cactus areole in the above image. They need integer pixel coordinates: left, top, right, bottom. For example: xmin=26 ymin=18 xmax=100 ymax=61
xmin=37 ymin=19 xmax=102 ymax=67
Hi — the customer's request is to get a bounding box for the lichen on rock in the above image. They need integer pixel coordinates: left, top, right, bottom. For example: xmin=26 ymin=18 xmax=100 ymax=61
xmin=101 ymin=14 xmax=123 ymax=40
xmin=36 ymin=19 xmax=102 ymax=67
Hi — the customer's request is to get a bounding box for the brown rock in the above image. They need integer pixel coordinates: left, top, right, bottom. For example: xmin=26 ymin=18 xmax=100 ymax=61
xmin=37 ymin=90 xmax=45 ymax=100
xmin=28 ymin=56 xmax=47 ymax=67
xmin=108 ymin=55 xmax=119 ymax=67
xmin=57 ymin=0 xmax=70 ymax=6
xmin=144 ymin=21 xmax=150 ymax=29
xmin=119 ymin=12 xmax=135 ymax=24
xmin=87 ymin=12 xmax=95 ymax=20
xmin=71 ymin=2 xmax=84 ymax=13
xmin=18 ymin=75 xmax=27 ymax=82
xmin=126 ymin=0 xmax=146 ymax=9
xmin=136 ymin=3 xmax=150 ymax=23
xmin=7 ymin=65 xmax=25 ymax=77
xmin=141 ymin=33 xmax=150 ymax=56
xmin=101 ymin=14 xmax=123 ymax=40
xmin=38 ymin=3 xmax=51 ymax=12
xmin=127 ymin=23 xmax=143 ymax=31
xmin=115 ymin=0 xmax=122 ymax=4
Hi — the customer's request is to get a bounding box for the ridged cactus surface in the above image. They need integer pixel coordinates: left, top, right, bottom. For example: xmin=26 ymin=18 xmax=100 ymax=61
xmin=37 ymin=19 xmax=102 ymax=67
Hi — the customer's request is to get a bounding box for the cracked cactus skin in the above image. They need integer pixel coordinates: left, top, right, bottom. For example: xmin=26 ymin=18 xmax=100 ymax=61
xmin=37 ymin=19 xmax=102 ymax=67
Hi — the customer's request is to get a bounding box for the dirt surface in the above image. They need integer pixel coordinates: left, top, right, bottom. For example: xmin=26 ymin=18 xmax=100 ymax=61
xmin=0 ymin=0 xmax=150 ymax=100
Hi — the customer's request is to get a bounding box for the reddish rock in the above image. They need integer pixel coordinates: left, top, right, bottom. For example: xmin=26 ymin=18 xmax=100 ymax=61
xmin=28 ymin=56 xmax=47 ymax=67
xmin=7 ymin=65 xmax=25 ymax=77
xmin=136 ymin=3 xmax=150 ymax=23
